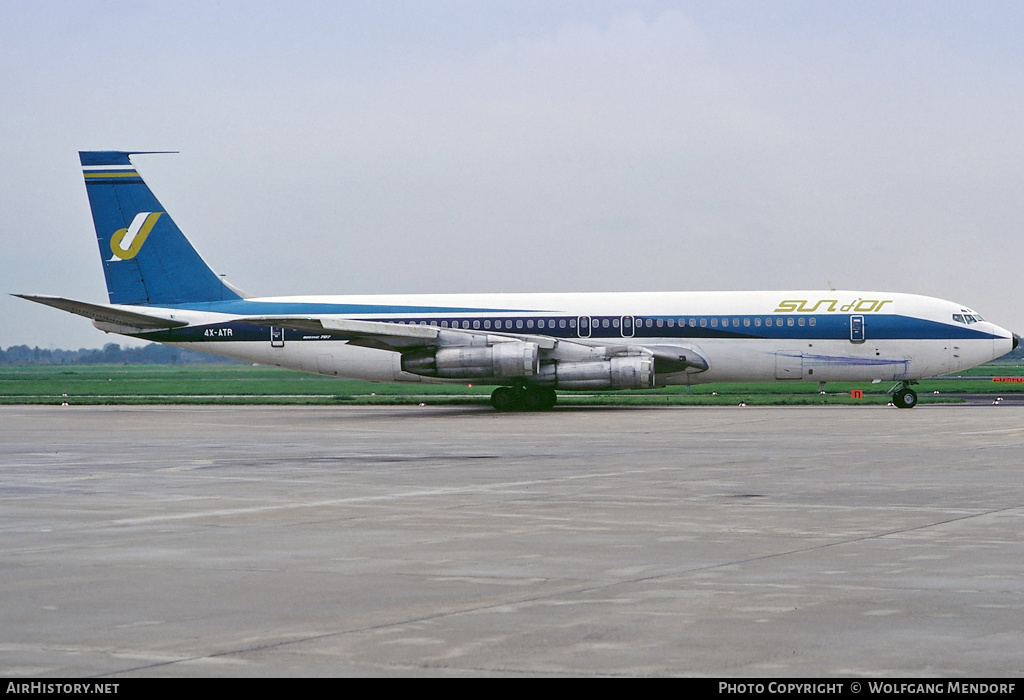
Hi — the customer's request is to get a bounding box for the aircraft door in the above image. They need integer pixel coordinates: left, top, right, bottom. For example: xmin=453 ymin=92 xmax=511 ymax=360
xmin=270 ymin=326 xmax=284 ymax=348
xmin=850 ymin=315 xmax=865 ymax=343
xmin=621 ymin=316 xmax=635 ymax=338
xmin=578 ymin=316 xmax=591 ymax=338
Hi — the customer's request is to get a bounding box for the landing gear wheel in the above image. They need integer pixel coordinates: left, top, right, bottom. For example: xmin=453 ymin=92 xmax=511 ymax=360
xmin=490 ymin=386 xmax=557 ymax=412
xmin=491 ymin=386 xmax=517 ymax=412
xmin=524 ymin=387 xmax=557 ymax=411
xmin=892 ymin=386 xmax=918 ymax=409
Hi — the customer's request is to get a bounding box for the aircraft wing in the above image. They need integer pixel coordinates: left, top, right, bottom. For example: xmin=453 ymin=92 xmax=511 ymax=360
xmin=238 ymin=315 xmax=558 ymax=351
xmin=14 ymin=294 xmax=190 ymax=331
xmin=239 ymin=315 xmax=707 ymax=373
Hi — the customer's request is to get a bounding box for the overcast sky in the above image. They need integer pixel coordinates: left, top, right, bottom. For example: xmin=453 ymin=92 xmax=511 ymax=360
xmin=3 ymin=0 xmax=1022 ymax=349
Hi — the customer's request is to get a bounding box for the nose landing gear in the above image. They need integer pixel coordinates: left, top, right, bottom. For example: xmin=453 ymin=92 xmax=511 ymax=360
xmin=891 ymin=383 xmax=918 ymax=409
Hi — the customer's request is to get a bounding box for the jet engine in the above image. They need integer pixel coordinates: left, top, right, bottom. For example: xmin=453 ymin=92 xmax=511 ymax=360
xmin=532 ymin=354 xmax=655 ymax=390
xmin=401 ymin=341 xmax=539 ymax=379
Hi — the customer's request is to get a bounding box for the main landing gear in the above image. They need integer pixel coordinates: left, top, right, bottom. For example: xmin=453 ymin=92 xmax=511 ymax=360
xmin=491 ymin=384 xmax=557 ymax=412
xmin=891 ymin=382 xmax=918 ymax=409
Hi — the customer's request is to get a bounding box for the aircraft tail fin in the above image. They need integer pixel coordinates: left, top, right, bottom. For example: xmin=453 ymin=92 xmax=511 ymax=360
xmin=80 ymin=151 xmax=243 ymax=306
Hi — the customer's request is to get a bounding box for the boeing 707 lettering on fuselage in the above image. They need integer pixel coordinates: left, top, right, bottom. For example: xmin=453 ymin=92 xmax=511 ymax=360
xmin=16 ymin=151 xmax=1019 ymax=410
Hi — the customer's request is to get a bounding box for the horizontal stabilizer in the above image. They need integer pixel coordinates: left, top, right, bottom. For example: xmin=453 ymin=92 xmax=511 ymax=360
xmin=14 ymin=294 xmax=189 ymax=330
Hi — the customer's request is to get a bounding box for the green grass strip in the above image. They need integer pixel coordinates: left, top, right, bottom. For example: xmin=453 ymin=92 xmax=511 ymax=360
xmin=1 ymin=361 xmax=1020 ymax=406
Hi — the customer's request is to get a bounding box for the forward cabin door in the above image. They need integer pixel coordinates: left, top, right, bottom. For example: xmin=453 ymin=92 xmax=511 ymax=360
xmin=850 ymin=315 xmax=865 ymax=343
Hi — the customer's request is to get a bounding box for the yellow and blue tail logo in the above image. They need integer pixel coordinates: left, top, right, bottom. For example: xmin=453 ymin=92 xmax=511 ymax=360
xmin=109 ymin=212 xmax=162 ymax=260
xmin=80 ymin=151 xmax=241 ymax=306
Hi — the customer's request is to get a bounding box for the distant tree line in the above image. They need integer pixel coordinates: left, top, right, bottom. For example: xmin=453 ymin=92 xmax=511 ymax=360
xmin=0 ymin=343 xmax=241 ymax=366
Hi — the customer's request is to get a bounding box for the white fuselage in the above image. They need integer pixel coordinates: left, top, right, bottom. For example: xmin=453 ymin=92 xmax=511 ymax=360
xmin=120 ymin=289 xmax=1014 ymax=387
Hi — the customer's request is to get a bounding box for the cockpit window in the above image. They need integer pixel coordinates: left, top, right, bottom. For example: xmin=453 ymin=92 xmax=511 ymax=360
xmin=952 ymin=314 xmax=965 ymax=324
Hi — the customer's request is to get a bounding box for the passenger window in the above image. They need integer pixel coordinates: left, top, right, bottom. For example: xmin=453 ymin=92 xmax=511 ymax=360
xmin=463 ymin=320 xmax=470 ymax=329
xmin=711 ymin=318 xmax=718 ymax=327
xmin=700 ymin=318 xmax=707 ymax=327
xmin=527 ymin=320 xmax=534 ymax=329
xmin=516 ymin=320 xmax=523 ymax=329
xmin=743 ymin=318 xmax=750 ymax=327
xmin=732 ymin=318 xmax=739 ymax=327
xmin=798 ymin=317 xmax=805 ymax=327
xmin=473 ymin=320 xmax=480 ymax=329
xmin=667 ymin=319 xmax=674 ymax=328
xmin=754 ymin=318 xmax=761 ymax=327
xmin=809 ymin=317 xmax=816 ymax=326
xmin=560 ymin=319 xmax=567 ymax=328
xmin=441 ymin=321 xmax=449 ymax=328
xmin=787 ymin=317 xmax=794 ymax=327
xmin=689 ymin=319 xmax=696 ymax=328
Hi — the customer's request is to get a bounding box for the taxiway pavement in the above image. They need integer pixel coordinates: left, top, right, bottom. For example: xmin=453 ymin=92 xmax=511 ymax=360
xmin=2 ymin=405 xmax=1022 ymax=676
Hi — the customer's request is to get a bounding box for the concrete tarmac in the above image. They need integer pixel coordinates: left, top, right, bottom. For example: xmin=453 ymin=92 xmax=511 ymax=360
xmin=2 ymin=405 xmax=1023 ymax=677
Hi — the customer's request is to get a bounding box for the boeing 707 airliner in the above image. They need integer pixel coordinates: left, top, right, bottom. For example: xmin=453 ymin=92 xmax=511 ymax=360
xmin=16 ymin=151 xmax=1019 ymax=410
